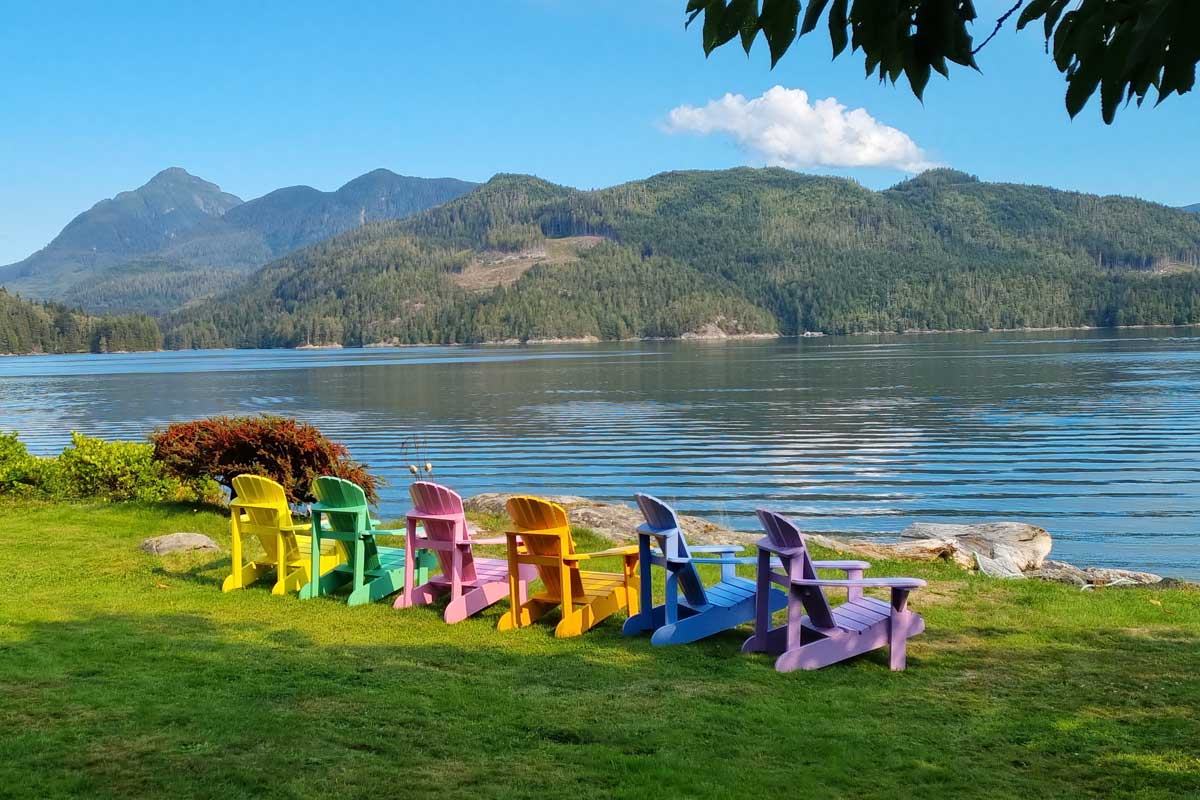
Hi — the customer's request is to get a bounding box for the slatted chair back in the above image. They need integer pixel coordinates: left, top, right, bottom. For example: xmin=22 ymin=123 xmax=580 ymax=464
xmin=505 ymin=495 xmax=575 ymax=598
xmin=756 ymin=509 xmax=836 ymax=629
xmin=313 ymin=476 xmax=380 ymax=568
xmin=231 ymin=474 xmax=296 ymax=561
xmin=409 ymin=481 xmax=474 ymax=581
xmin=635 ymin=493 xmax=707 ymax=607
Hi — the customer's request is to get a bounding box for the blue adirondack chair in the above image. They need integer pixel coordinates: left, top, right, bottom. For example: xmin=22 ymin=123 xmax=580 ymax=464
xmin=622 ymin=493 xmax=788 ymax=646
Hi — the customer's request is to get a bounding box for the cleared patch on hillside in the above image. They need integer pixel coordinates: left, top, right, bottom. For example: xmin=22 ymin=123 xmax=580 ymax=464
xmin=449 ymin=235 xmax=607 ymax=291
xmin=1150 ymin=258 xmax=1199 ymax=276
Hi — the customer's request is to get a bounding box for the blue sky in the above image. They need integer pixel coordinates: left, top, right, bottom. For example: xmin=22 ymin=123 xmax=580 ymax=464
xmin=1 ymin=0 xmax=1196 ymax=264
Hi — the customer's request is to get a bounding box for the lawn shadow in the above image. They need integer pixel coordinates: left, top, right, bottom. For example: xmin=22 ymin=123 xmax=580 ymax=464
xmin=1 ymin=607 xmax=1198 ymax=799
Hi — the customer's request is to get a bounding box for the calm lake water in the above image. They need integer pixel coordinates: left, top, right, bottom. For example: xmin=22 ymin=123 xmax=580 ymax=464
xmin=3 ymin=330 xmax=1199 ymax=578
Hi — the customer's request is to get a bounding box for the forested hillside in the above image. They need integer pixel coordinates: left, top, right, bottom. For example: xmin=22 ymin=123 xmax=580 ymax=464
xmin=0 ymin=289 xmax=162 ymax=355
xmin=163 ymin=168 xmax=1200 ymax=348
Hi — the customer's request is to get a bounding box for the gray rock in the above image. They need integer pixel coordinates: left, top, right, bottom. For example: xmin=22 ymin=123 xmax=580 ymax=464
xmin=1080 ymin=567 xmax=1163 ymax=587
xmin=464 ymin=493 xmax=754 ymax=545
xmin=1029 ymin=559 xmax=1090 ymax=586
xmin=974 ymin=551 xmax=1026 ymax=579
xmin=804 ymin=534 xmax=972 ymax=567
xmin=1029 ymin=560 xmax=1163 ymax=587
xmin=463 ymin=495 xmax=1176 ymax=588
xmin=901 ymin=522 xmax=1053 ymax=571
xmin=140 ymin=532 xmax=221 ymax=555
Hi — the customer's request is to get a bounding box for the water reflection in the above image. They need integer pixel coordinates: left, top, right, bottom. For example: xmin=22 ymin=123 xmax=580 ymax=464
xmin=3 ymin=328 xmax=1199 ymax=577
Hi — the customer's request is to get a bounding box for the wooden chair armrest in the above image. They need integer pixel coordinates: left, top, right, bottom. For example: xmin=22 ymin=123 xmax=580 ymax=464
xmin=681 ymin=555 xmax=758 ymax=565
xmin=405 ymin=510 xmax=462 ymax=522
xmin=231 ymin=501 xmax=280 ymax=512
xmin=563 ymin=545 xmax=641 ymax=561
xmin=791 ymin=577 xmax=926 ymax=589
xmin=812 ymin=559 xmax=872 ymax=572
xmin=688 ymin=544 xmax=744 ymax=554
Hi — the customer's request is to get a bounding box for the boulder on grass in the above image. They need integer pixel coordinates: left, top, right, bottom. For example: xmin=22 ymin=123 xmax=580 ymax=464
xmin=140 ymin=532 xmax=221 ymax=555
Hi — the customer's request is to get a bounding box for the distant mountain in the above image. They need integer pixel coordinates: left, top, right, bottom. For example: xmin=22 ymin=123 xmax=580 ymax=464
xmin=223 ymin=169 xmax=479 ymax=255
xmin=1184 ymin=203 xmax=1200 ymax=213
xmin=0 ymin=168 xmax=478 ymax=312
xmin=162 ymin=167 xmax=1200 ymax=349
xmin=0 ymin=168 xmax=244 ymax=298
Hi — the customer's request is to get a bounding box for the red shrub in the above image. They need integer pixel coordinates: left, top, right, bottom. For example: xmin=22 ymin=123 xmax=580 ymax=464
xmin=150 ymin=416 xmax=381 ymax=504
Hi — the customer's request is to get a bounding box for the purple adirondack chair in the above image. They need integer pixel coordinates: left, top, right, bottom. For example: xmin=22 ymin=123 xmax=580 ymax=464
xmin=394 ymin=481 xmax=536 ymax=624
xmin=743 ymin=509 xmax=927 ymax=671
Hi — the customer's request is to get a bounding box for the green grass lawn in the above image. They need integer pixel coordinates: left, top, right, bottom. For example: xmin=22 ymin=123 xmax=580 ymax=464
xmin=1 ymin=501 xmax=1198 ymax=799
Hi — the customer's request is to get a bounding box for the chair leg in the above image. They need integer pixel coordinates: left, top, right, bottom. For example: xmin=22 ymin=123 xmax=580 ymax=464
xmin=444 ymin=580 xmax=511 ymax=624
xmin=742 ymin=549 xmax=775 ymax=652
xmin=223 ymin=518 xmax=246 ymax=591
xmin=497 ymin=599 xmax=554 ymax=631
xmin=623 ymin=603 xmax=667 ymax=636
xmin=889 ymin=616 xmax=909 ymax=671
xmin=300 ymin=567 xmax=349 ymax=600
xmin=394 ymin=580 xmax=443 ymax=610
xmin=272 ymin=564 xmax=309 ymax=595
xmin=889 ymin=588 xmax=916 ymax=671
xmin=399 ymin=518 xmax=417 ymax=609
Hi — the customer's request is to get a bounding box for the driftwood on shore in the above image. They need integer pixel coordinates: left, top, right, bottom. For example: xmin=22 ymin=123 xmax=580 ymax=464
xmin=463 ymin=494 xmax=1169 ymax=588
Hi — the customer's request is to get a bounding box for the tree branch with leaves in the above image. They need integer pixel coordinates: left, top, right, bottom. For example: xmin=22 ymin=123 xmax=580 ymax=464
xmin=685 ymin=0 xmax=1198 ymax=123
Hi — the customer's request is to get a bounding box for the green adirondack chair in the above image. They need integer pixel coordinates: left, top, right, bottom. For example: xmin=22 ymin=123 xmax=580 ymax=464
xmin=298 ymin=476 xmax=436 ymax=606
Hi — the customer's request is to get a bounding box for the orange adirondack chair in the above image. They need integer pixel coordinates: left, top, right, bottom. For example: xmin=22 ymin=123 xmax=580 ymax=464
xmin=496 ymin=495 xmax=640 ymax=638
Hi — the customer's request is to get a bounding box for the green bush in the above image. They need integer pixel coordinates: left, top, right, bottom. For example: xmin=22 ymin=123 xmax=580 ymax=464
xmin=53 ymin=432 xmax=185 ymax=502
xmin=0 ymin=431 xmax=45 ymax=496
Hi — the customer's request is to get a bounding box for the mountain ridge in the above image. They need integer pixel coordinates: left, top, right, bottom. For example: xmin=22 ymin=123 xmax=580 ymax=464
xmin=161 ymin=167 xmax=1200 ymax=349
xmin=0 ymin=168 xmax=479 ymax=310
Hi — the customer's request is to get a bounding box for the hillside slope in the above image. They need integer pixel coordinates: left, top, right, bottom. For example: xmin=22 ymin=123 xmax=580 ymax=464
xmin=0 ymin=169 xmax=478 ymax=311
xmin=0 ymin=289 xmax=161 ymax=355
xmin=162 ymin=168 xmax=1200 ymax=348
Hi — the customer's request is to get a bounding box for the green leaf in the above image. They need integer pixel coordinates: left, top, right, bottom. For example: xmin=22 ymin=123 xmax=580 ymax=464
xmin=1017 ymin=0 xmax=1055 ymax=30
xmin=760 ymin=0 xmax=801 ymax=66
xmin=720 ymin=0 xmax=755 ymax=50
xmin=1065 ymin=63 xmax=1101 ymax=118
xmin=685 ymin=0 xmax=709 ymax=28
xmin=800 ymin=0 xmax=830 ymax=35
xmin=904 ymin=51 xmax=932 ymax=100
xmin=701 ymin=4 xmax=726 ymax=55
xmin=828 ymin=0 xmax=849 ymax=57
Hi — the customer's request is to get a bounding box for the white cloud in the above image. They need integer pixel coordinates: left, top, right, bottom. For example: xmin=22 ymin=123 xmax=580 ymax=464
xmin=663 ymin=86 xmax=940 ymax=173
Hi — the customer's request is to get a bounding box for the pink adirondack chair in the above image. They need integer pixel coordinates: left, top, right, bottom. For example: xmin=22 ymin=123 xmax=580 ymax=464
xmin=743 ymin=509 xmax=927 ymax=671
xmin=394 ymin=481 xmax=536 ymax=624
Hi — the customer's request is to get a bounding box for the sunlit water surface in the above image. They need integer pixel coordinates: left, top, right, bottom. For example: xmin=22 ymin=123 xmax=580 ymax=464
xmin=3 ymin=329 xmax=1198 ymax=578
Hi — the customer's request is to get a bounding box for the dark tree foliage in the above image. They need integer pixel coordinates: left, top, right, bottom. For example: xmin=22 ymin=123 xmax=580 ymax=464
xmin=0 ymin=289 xmax=162 ymax=355
xmin=685 ymin=0 xmax=1199 ymax=123
xmin=161 ymin=168 xmax=1200 ymax=347
xmin=150 ymin=416 xmax=382 ymax=505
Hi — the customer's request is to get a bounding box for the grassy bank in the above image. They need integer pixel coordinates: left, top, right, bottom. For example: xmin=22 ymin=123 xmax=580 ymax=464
xmin=0 ymin=500 xmax=1197 ymax=799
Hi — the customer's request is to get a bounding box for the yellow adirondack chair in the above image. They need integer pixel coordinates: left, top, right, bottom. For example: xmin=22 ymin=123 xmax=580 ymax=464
xmin=221 ymin=474 xmax=347 ymax=595
xmin=497 ymin=495 xmax=640 ymax=638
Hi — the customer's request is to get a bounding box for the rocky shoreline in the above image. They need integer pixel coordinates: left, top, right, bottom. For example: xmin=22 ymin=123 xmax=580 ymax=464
xmin=463 ymin=494 xmax=1187 ymax=589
